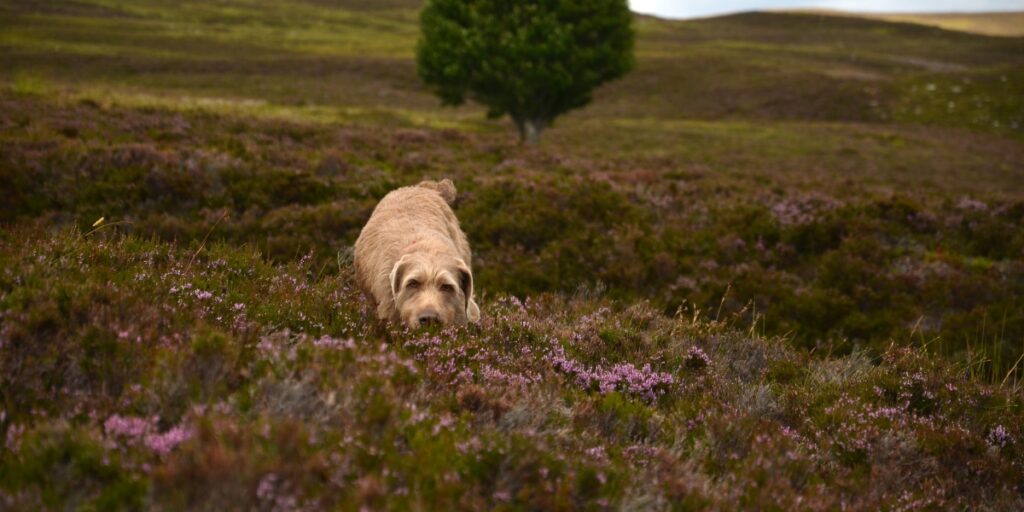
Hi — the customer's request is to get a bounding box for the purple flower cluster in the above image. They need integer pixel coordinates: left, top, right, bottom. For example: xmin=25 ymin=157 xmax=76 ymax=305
xmin=103 ymin=414 xmax=193 ymax=456
xmin=623 ymin=444 xmax=658 ymax=463
xmin=585 ymin=445 xmax=608 ymax=461
xmin=867 ymin=407 xmax=902 ymax=421
xmin=147 ymin=425 xmax=193 ymax=455
xmin=684 ymin=346 xmax=711 ymax=370
xmin=104 ymin=415 xmax=151 ymax=438
xmin=578 ymin=307 xmax=611 ymax=328
xmin=480 ymin=364 xmax=536 ymax=388
xmin=549 ymin=343 xmax=674 ymax=401
xmin=312 ymin=335 xmax=356 ymax=350
xmin=987 ymin=425 xmax=1011 ymax=449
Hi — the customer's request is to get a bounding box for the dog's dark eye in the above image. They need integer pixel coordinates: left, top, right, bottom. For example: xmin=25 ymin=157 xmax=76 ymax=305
xmin=406 ymin=280 xmax=421 ymax=290
xmin=440 ymin=284 xmax=456 ymax=293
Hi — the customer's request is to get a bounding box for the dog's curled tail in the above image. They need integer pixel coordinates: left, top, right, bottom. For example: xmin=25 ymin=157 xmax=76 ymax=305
xmin=417 ymin=178 xmax=457 ymax=205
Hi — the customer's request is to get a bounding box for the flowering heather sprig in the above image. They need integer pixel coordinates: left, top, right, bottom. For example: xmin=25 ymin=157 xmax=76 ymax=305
xmin=778 ymin=425 xmax=807 ymax=449
xmin=585 ymin=445 xmax=608 ymax=462
xmin=405 ymin=335 xmax=443 ymax=350
xmin=480 ymin=364 xmax=536 ymax=388
xmin=684 ymin=346 xmax=711 ymax=370
xmin=867 ymin=407 xmax=903 ymax=421
xmin=987 ymin=425 xmax=1011 ymax=449
xmin=146 ymin=425 xmax=193 ymax=455
xmin=578 ymin=307 xmax=611 ymax=328
xmin=312 ymin=335 xmax=356 ymax=350
xmin=104 ymin=415 xmax=151 ymax=439
xmin=549 ymin=343 xmax=674 ymax=401
xmin=103 ymin=414 xmax=193 ymax=456
xmin=496 ymin=295 xmax=527 ymax=313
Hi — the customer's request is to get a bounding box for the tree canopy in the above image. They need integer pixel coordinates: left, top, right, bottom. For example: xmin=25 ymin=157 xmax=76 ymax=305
xmin=417 ymin=0 xmax=635 ymax=144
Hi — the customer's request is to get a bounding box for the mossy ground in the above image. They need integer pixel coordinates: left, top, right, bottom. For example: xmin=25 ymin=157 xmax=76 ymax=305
xmin=1 ymin=0 xmax=1023 ymax=509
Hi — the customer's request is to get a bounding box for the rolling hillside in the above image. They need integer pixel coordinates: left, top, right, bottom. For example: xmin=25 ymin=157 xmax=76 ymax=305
xmin=872 ymin=11 xmax=1024 ymax=37
xmin=797 ymin=10 xmax=1024 ymax=37
xmin=1 ymin=1 xmax=1023 ymax=509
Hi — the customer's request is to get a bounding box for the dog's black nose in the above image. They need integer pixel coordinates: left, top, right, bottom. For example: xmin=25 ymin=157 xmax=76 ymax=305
xmin=418 ymin=311 xmax=440 ymax=326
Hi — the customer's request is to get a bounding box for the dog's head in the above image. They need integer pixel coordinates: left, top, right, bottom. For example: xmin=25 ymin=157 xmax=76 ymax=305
xmin=389 ymin=252 xmax=480 ymax=329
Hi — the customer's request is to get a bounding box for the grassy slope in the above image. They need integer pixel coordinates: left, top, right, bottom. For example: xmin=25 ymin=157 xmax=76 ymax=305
xmin=1 ymin=1 xmax=1024 ymax=508
xmin=2 ymin=2 xmax=1021 ymax=191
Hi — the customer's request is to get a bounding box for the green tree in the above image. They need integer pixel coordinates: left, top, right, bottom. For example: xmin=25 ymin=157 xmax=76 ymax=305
xmin=417 ymin=0 xmax=635 ymax=145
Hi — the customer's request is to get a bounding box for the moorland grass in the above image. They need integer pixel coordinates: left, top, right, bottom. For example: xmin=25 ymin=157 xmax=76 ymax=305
xmin=0 ymin=229 xmax=1022 ymax=509
xmin=2 ymin=89 xmax=1021 ymax=382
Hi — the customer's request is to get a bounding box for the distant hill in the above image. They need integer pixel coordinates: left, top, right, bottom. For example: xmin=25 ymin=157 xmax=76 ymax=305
xmin=867 ymin=12 xmax=1024 ymax=37
xmin=779 ymin=9 xmax=1024 ymax=37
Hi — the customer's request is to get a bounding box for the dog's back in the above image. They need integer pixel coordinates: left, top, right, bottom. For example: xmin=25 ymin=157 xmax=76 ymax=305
xmin=353 ymin=179 xmax=473 ymax=322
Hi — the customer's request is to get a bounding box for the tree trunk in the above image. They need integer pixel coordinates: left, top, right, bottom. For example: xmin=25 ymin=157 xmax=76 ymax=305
xmin=518 ymin=118 xmax=545 ymax=145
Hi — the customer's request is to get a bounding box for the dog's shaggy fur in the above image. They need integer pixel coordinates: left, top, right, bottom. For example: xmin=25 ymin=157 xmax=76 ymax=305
xmin=354 ymin=179 xmax=480 ymax=328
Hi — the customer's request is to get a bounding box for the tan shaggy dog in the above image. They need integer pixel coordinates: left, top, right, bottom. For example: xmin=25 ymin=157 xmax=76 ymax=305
xmin=354 ymin=179 xmax=481 ymax=328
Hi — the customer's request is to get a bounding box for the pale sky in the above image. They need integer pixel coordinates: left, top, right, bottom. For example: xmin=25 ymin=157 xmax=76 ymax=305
xmin=630 ymin=0 xmax=1024 ymax=18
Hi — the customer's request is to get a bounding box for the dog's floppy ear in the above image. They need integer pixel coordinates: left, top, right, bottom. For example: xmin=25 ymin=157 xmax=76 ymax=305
xmin=389 ymin=255 xmax=412 ymax=298
xmin=455 ymin=259 xmax=480 ymax=323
